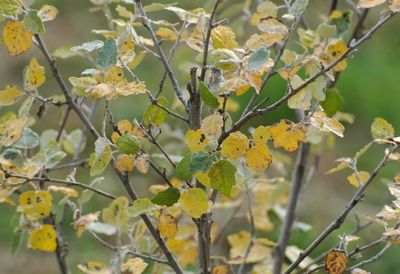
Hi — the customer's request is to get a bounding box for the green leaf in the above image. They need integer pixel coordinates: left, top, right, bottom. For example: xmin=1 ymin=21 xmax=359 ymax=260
xmin=143 ymin=97 xmax=168 ymax=126
xmin=208 ymin=160 xmax=237 ymax=196
xmin=23 ymin=10 xmax=45 ymax=34
xmin=13 ymin=128 xmax=39 ymax=149
xmin=189 ymin=152 xmax=213 ymax=174
xmin=89 ymin=137 xmax=112 ymax=176
xmin=199 ymin=82 xmax=219 ymax=109
xmin=11 ymin=228 xmax=27 ymax=254
xmin=128 ymin=198 xmax=157 ymax=217
xmin=116 ymin=134 xmax=140 ymax=155
xmin=371 ymin=117 xmax=395 ymax=140
xmin=176 ymin=154 xmax=192 ymax=181
xmin=329 ymin=10 xmax=352 ymax=37
xmin=290 ymin=0 xmax=309 ymax=16
xmin=0 ymin=0 xmax=22 ymax=16
xmin=151 ymin=187 xmax=180 ymax=206
xmin=321 ymin=88 xmax=344 ymax=116
xmin=248 ymin=47 xmax=269 ymax=71
xmin=32 ymin=140 xmax=67 ymax=169
xmin=96 ymin=38 xmax=117 ymax=68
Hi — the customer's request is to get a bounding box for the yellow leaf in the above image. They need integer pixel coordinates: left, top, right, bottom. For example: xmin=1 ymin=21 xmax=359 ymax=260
xmin=38 ymin=4 xmax=59 ymax=22
xmin=257 ymin=17 xmax=288 ymax=42
xmin=28 ymin=224 xmax=57 ymax=252
xmin=371 ymin=117 xmax=395 ymax=140
xmin=48 ymin=185 xmax=78 ymax=197
xmin=18 ymin=190 xmax=53 ymax=221
xmin=24 ymin=58 xmax=46 ymax=90
xmin=114 ymin=154 xmax=134 ymax=172
xmin=389 ymin=0 xmax=400 ymax=12
xmin=194 ymin=171 xmax=211 ymax=186
xmin=78 ymin=261 xmax=112 ymax=274
xmin=104 ymin=66 xmax=124 ymax=85
xmin=268 ymin=120 xmax=307 ymax=152
xmin=245 ymin=145 xmax=272 ymax=172
xmin=179 ymin=188 xmax=209 ymax=218
xmin=158 ymin=213 xmax=178 ymax=238
xmin=115 ymin=80 xmax=147 ymax=96
xmin=347 ymin=171 xmax=369 ymax=188
xmin=185 ymin=129 xmax=209 ymax=153
xmin=155 ymin=27 xmax=177 ymax=41
xmin=120 ymin=258 xmax=148 ymax=274
xmin=320 ymin=39 xmax=348 ymax=72
xmin=0 ymin=85 xmax=23 ymax=106
xmin=212 ymin=265 xmax=228 ymax=274
xmin=250 ymin=1 xmax=278 ymax=25
xmin=325 ymin=249 xmax=348 ymax=274
xmin=211 ymin=25 xmax=238 ymax=49
xmin=245 ymin=33 xmax=283 ymax=50
xmin=102 ymin=196 xmax=130 ymax=226
xmin=221 ymin=131 xmax=250 ymax=159
xmin=223 ymin=77 xmax=250 ymax=95
xmin=356 ymin=0 xmax=385 ymax=9
xmin=2 ymin=20 xmax=33 ymax=56
xmin=253 ymin=126 xmax=271 ymax=146
xmin=310 ymin=110 xmax=345 ymax=137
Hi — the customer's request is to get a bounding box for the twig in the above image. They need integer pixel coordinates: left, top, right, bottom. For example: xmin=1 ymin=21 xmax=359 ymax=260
xmin=347 ymin=243 xmax=391 ymax=271
xmin=283 ymin=145 xmax=399 ymax=273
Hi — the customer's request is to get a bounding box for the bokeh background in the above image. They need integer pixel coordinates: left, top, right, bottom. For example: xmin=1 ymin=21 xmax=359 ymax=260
xmin=1 ymin=0 xmax=399 ymax=273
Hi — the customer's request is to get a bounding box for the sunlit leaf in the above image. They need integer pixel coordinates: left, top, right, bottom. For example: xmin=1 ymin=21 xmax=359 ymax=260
xmin=28 ymin=224 xmax=57 ymax=252
xmin=179 ymin=188 xmax=209 ymax=218
xmin=2 ymin=20 xmax=33 ymax=56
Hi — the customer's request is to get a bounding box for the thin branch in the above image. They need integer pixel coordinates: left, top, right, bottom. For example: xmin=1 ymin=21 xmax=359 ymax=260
xmin=283 ymin=145 xmax=399 ymax=273
xmin=347 ymin=243 xmax=391 ymax=271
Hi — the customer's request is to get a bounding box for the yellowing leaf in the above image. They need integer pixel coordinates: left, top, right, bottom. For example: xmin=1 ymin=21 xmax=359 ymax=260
xmin=208 ymin=160 xmax=237 ymax=196
xmin=212 ymin=265 xmax=229 ymax=274
xmin=179 ymin=188 xmax=209 ymax=218
xmin=245 ymin=33 xmax=282 ymax=51
xmin=389 ymin=0 xmax=400 ymax=11
xmin=185 ymin=129 xmax=209 ymax=153
xmin=2 ymin=20 xmax=33 ymax=56
xmin=18 ymin=190 xmax=52 ymax=221
xmin=250 ymin=1 xmax=278 ymax=26
xmin=0 ymin=0 xmax=22 ymax=16
xmin=320 ymin=39 xmax=348 ymax=72
xmin=357 ymin=0 xmax=385 ymax=9
xmin=268 ymin=120 xmax=307 ymax=152
xmin=38 ymin=5 xmax=59 ymax=22
xmin=89 ymin=137 xmax=112 ymax=176
xmin=28 ymin=224 xmax=57 ymax=252
xmin=48 ymin=185 xmax=78 ymax=197
xmin=0 ymin=85 xmax=23 ymax=106
xmin=253 ymin=126 xmax=271 ymax=146
xmin=310 ymin=110 xmax=345 ymax=137
xmin=78 ymin=261 xmax=112 ymax=274
xmin=201 ymin=113 xmax=223 ymax=140
xmin=102 ymin=196 xmax=130 ymax=226
xmin=211 ymin=25 xmax=238 ymax=49
xmin=195 ymin=171 xmax=211 ymax=186
xmin=120 ymin=258 xmax=148 ymax=274
xmin=223 ymin=77 xmax=250 ymax=95
xmin=221 ymin=132 xmax=250 ymax=159
xmin=371 ymin=117 xmax=395 ymax=140
xmin=114 ymin=154 xmax=134 ymax=172
xmin=325 ymin=249 xmax=348 ymax=274
xmin=24 ymin=58 xmax=46 ymax=91
xmin=245 ymin=145 xmax=272 ymax=172
xmin=155 ymin=27 xmax=177 ymax=41
xmin=347 ymin=171 xmax=369 ymax=188
xmin=257 ymin=17 xmax=288 ymax=43
xmin=158 ymin=213 xmax=178 ymax=238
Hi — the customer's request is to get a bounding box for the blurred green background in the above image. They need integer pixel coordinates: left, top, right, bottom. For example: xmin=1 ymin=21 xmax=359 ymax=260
xmin=1 ymin=0 xmax=400 ymax=273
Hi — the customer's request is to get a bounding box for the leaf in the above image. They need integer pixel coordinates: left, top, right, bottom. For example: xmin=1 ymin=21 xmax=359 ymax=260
xmin=320 ymin=39 xmax=348 ymax=72
xmin=201 ymin=113 xmax=223 ymax=140
xmin=347 ymin=171 xmax=369 ymax=188
xmin=158 ymin=214 xmax=178 ymax=238
xmin=135 ymin=153 xmax=150 ymax=174
xmin=189 ymin=152 xmax=213 ymax=174
xmin=211 ymin=25 xmax=238 ymax=49
xmin=221 ymin=131 xmax=250 ymax=159
xmin=71 ymin=40 xmax=104 ymax=52
xmin=325 ymin=249 xmax=348 ymax=274
xmin=321 ymin=88 xmax=344 ymax=116
xmin=258 ymin=17 xmax=288 ymax=40
xmin=120 ymin=258 xmax=148 ymax=274
xmin=248 ymin=47 xmax=269 ymax=71
xmin=89 ymin=137 xmax=112 ymax=176
xmin=185 ymin=129 xmax=209 ymax=153
xmin=0 ymin=0 xmax=22 ymax=16
xmin=116 ymin=134 xmax=140 ymax=155
xmin=13 ymin=128 xmax=40 ymax=149
xmin=329 ymin=10 xmax=353 ymax=37
xmin=371 ymin=117 xmax=395 ymax=140
xmin=0 ymin=114 xmax=28 ymax=148
xmin=28 ymin=224 xmax=57 ymax=252
xmin=253 ymin=126 xmax=271 ymax=146
xmin=389 ymin=0 xmax=400 ymax=12
xmin=151 ymin=187 xmax=180 ymax=207
xmin=143 ymin=97 xmax=168 ymax=127
xmin=78 ymin=261 xmax=112 ymax=274
xmin=32 ymin=140 xmax=66 ymax=168
xmin=114 ymin=154 xmax=134 ymax=172
xmin=155 ymin=27 xmax=177 ymax=41
xmin=245 ymin=145 xmax=272 ymax=172
xmin=179 ymin=188 xmax=209 ymax=218
xmin=199 ymin=82 xmax=219 ymax=109
xmin=18 ymin=191 xmax=53 ymax=221
xmin=102 ymin=196 xmax=129 ymax=226
xmin=208 ymin=160 xmax=237 ymax=196
xmin=176 ymin=154 xmax=192 ymax=181
xmin=24 ymin=58 xmax=46 ymax=91
xmin=357 ymin=0 xmax=385 ymax=9
xmin=37 ymin=5 xmax=59 ymax=22
xmin=268 ymin=120 xmax=307 ymax=152
xmin=22 ymin=10 xmax=45 ymax=34
xmin=310 ymin=110 xmax=345 ymax=137
xmin=11 ymin=228 xmax=27 ymax=255
xmin=86 ymin=222 xmax=117 ymax=236
xmin=128 ymin=198 xmax=157 ymax=218
xmin=96 ymin=38 xmax=117 ymax=68
xmin=288 ymin=75 xmax=312 ymax=110
xmin=0 ymin=85 xmax=23 ymax=106
xmin=290 ymin=0 xmax=309 ymax=16
xmin=2 ymin=20 xmax=33 ymax=56
xmin=48 ymin=185 xmax=78 ymax=197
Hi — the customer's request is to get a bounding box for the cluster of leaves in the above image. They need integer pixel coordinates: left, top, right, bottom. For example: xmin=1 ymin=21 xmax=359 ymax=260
xmin=0 ymin=0 xmax=400 ymax=274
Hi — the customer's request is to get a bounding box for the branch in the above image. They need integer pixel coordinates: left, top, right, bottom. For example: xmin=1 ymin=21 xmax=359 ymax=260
xmin=134 ymin=0 xmax=187 ymax=110
xmin=347 ymin=243 xmax=391 ymax=271
xmin=283 ymin=145 xmax=399 ymax=273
